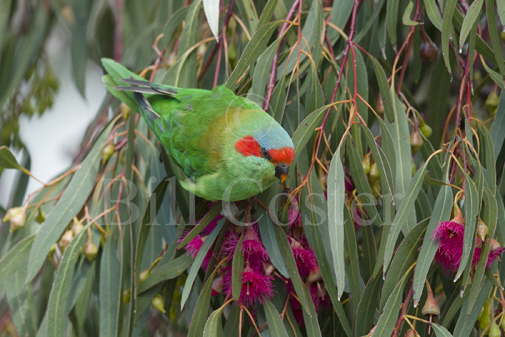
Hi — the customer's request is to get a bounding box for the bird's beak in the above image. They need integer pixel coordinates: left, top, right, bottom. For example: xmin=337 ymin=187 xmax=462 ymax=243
xmin=275 ymin=164 xmax=289 ymax=185
xmin=280 ymin=173 xmax=288 ymax=185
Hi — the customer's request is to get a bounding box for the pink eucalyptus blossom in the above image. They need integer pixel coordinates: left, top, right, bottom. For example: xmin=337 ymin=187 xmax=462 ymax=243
xmin=433 ymin=221 xmax=465 ymax=272
xmin=433 ymin=221 xmax=505 ymax=272
xmin=222 ymin=227 xmax=269 ymax=270
xmin=223 ymin=266 xmax=273 ymax=306
xmin=184 ymin=235 xmax=212 ymax=270
xmin=290 ymin=238 xmax=318 ymax=278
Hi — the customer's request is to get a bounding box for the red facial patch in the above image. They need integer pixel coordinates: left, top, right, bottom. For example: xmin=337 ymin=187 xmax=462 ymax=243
xmin=268 ymin=147 xmax=295 ymax=164
xmin=235 ymin=136 xmax=261 ymax=157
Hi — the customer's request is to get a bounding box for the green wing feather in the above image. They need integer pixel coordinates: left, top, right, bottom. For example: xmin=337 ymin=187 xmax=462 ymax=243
xmin=101 ymin=58 xmax=242 ymax=179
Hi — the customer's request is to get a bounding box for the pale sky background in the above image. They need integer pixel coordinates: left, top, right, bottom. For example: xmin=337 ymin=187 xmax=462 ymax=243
xmin=0 ymin=28 xmax=105 ymax=207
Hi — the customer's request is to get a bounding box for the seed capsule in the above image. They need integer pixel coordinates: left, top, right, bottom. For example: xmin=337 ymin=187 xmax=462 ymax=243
xmin=3 ymin=207 xmax=27 ymax=232
xmin=152 ymin=294 xmax=166 ymax=313
xmin=84 ymin=241 xmax=99 ymax=261
xmin=420 ymin=122 xmax=432 ymax=138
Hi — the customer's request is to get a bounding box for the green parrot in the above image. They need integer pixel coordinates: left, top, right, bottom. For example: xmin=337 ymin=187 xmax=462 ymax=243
xmin=102 ymin=59 xmax=295 ymax=201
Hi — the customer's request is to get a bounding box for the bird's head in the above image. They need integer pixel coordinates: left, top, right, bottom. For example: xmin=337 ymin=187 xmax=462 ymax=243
xmin=234 ymin=133 xmax=295 ymax=185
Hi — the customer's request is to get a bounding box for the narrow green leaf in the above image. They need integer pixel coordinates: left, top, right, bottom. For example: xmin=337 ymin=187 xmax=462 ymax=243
xmin=454 ymin=177 xmax=479 ymax=281
xmin=413 ymin=185 xmax=453 ymax=305
xmin=258 ymin=215 xmax=288 ymax=277
xmin=453 ymin=279 xmax=492 ymax=337
xmin=486 ymin=0 xmax=505 ymax=77
xmin=368 ymin=55 xmax=394 ymax=121
xmin=27 ymin=122 xmax=113 ymax=283
xmin=274 ymin=225 xmax=318 ymax=323
xmin=187 ymin=274 xmax=215 ymax=337
xmin=386 ymin=0 xmax=400 ymax=46
xmin=139 ymin=254 xmax=193 ymax=292
xmin=402 ymin=1 xmax=421 ymax=26
xmin=480 ymin=56 xmax=505 ymax=89
xmin=354 ymin=276 xmax=381 ymax=336
xmin=459 ymin=0 xmax=484 ymax=49
xmin=231 ymin=236 xmax=244 ymax=300
xmin=441 ymin=0 xmax=457 ymax=73
xmin=0 ymin=146 xmax=24 ymax=171
xmin=381 ymin=222 xmax=425 ymax=308
xmin=181 ymin=220 xmax=224 ymax=309
xmin=432 ymin=323 xmax=454 ymax=337
xmin=423 ymin=0 xmax=443 ymax=30
xmin=99 ymin=231 xmax=122 ymax=337
xmin=176 ymin=204 xmax=221 ymax=249
xmin=0 ymin=235 xmax=35 ymax=297
xmin=46 ymin=224 xmax=89 ymax=337
xmin=491 ymin=92 xmax=505 ymax=156
xmin=226 ymin=20 xmax=279 ymax=90
xmin=202 ymin=307 xmax=223 ymax=337
xmin=327 ymin=146 xmax=346 ymax=299
xmin=373 ymin=273 xmax=408 ymax=337
xmin=328 ymin=0 xmax=353 ymax=42
xmin=263 ymin=300 xmax=290 ymax=337
xmin=383 ymin=160 xmax=429 ymax=274
xmin=498 ymin=0 xmax=505 ymax=24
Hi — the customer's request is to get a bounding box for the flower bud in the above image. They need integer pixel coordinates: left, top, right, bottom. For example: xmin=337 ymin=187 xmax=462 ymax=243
xmin=59 ymin=230 xmax=74 ymax=250
xmin=369 ymin=162 xmax=380 ymax=182
xmin=422 ymin=282 xmax=440 ymax=316
xmin=71 ymin=217 xmax=84 ymax=236
xmin=3 ymin=207 xmax=27 ymax=231
xmin=36 ymin=208 xmax=46 ymax=223
xmin=84 ymin=241 xmax=99 ymax=261
xmin=486 ymin=91 xmax=500 ymax=112
xmin=411 ymin=131 xmax=424 ymax=152
xmin=152 ymin=294 xmax=166 ymax=313
xmin=101 ymin=143 xmax=115 ymax=164
xmin=501 ymin=29 xmax=505 ymax=41
xmin=479 ymin=298 xmax=493 ymax=331
xmin=362 ymin=155 xmax=371 ymax=175
xmin=119 ymin=103 xmax=130 ymax=119
xmin=420 ymin=122 xmax=432 ymax=138
xmin=372 ymin=180 xmax=381 ymax=196
xmin=477 ymin=222 xmax=489 ymax=241
xmin=490 ymin=322 xmax=501 ymax=337
xmin=139 ymin=269 xmax=150 ymax=282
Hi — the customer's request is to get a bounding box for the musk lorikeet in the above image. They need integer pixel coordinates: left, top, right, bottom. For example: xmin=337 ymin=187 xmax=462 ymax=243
xmin=102 ymin=59 xmax=295 ymax=201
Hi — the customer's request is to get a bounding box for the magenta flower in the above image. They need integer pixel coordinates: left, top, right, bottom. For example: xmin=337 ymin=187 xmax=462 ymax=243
xmin=310 ymin=282 xmax=329 ymax=309
xmin=345 ymin=173 xmax=354 ymax=194
xmin=472 ymin=245 xmax=505 ymax=267
xmin=290 ymin=238 xmax=318 ymax=278
xmin=184 ymin=235 xmax=212 ymax=270
xmin=433 ymin=221 xmax=505 ymax=272
xmin=222 ymin=227 xmax=269 ymax=270
xmin=223 ymin=266 xmax=273 ymax=306
xmin=433 ymin=221 xmax=466 ymax=272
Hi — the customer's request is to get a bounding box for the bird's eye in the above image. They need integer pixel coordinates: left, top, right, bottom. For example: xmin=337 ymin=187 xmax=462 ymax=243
xmin=261 ymin=147 xmax=271 ymax=160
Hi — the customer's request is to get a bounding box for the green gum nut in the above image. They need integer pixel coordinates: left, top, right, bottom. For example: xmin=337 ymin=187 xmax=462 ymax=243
xmin=420 ymin=122 xmax=432 ymax=138
xmin=489 ymin=322 xmax=501 ymax=337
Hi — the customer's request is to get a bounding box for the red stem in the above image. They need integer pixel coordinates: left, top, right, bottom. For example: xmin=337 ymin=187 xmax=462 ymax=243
xmin=262 ymin=0 xmax=302 ymax=110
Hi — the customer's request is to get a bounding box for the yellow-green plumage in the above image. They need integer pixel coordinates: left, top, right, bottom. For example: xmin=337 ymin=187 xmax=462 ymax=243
xmin=102 ymin=59 xmax=294 ymax=201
